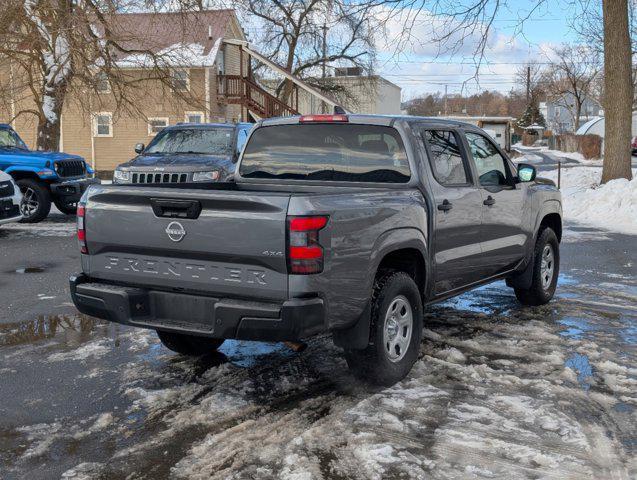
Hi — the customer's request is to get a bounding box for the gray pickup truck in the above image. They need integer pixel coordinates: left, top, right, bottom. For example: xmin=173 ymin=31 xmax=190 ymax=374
xmin=70 ymin=114 xmax=562 ymax=385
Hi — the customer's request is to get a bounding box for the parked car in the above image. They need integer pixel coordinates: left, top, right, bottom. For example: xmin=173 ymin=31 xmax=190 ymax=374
xmin=0 ymin=170 xmax=22 ymax=226
xmin=0 ymin=124 xmax=99 ymax=223
xmin=631 ymin=136 xmax=637 ymax=156
xmin=70 ymin=114 xmax=562 ymax=385
xmin=112 ymin=123 xmax=253 ymax=185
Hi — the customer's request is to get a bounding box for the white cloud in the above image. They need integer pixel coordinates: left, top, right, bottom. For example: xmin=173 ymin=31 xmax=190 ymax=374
xmin=372 ymin=7 xmax=558 ymax=97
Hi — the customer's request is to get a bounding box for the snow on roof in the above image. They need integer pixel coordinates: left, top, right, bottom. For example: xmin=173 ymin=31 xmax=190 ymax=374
xmin=101 ymin=10 xmax=236 ymax=68
xmin=524 ymin=124 xmax=545 ymax=130
xmin=116 ymin=39 xmax=222 ymax=68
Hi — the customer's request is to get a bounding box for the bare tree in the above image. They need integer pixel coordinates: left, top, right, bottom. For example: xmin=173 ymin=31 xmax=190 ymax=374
xmin=228 ymin=0 xmax=377 ymax=104
xmin=373 ymin=0 xmax=633 ymax=182
xmin=544 ymin=44 xmax=600 ymax=131
xmin=0 ymin=0 xmax=205 ymax=151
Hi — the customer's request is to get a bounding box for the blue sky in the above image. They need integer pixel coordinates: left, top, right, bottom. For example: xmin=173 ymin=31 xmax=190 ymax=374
xmin=376 ymin=0 xmax=584 ymax=98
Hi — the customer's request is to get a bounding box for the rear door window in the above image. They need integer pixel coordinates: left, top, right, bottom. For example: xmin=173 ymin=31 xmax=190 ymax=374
xmin=240 ymin=124 xmax=410 ymax=183
xmin=422 ymin=130 xmax=470 ymax=186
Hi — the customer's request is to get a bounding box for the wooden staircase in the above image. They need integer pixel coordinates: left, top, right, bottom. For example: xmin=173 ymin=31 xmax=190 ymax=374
xmin=217 ymin=40 xmax=345 ymax=121
xmin=218 ymin=75 xmax=299 ymax=119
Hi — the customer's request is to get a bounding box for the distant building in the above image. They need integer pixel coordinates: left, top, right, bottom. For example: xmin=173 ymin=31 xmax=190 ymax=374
xmin=440 ymin=116 xmax=513 ymax=151
xmin=576 ymin=111 xmax=637 ymax=149
xmin=264 ymin=72 xmax=402 ymax=115
xmin=540 ymin=94 xmax=602 ymax=134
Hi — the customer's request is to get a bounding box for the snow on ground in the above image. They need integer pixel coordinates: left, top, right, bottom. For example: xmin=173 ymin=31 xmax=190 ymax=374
xmin=540 ymin=166 xmax=637 ymax=235
xmin=513 ymin=144 xmax=602 ymax=165
xmin=3 ymin=276 xmax=631 ymax=480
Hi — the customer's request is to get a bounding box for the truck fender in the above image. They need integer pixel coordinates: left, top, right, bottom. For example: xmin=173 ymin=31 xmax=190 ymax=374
xmin=5 ymin=165 xmax=50 ymax=180
xmin=332 ymin=228 xmax=430 ymax=350
xmin=507 ymin=200 xmax=562 ymax=290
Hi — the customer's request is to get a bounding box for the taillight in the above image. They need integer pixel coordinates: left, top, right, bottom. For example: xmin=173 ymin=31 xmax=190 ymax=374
xmin=299 ymin=114 xmax=348 ymax=123
xmin=287 ymin=215 xmax=328 ymax=274
xmin=77 ymin=204 xmax=87 ymax=254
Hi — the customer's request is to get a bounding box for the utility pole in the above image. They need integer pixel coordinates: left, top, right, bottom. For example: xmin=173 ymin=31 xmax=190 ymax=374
xmin=444 ymin=84 xmax=448 ymax=115
xmin=526 ymin=65 xmax=531 ymax=103
xmin=321 ymin=0 xmax=330 ymax=113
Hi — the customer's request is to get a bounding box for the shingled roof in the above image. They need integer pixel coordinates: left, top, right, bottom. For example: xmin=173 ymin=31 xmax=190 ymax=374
xmin=104 ymin=9 xmax=240 ymax=67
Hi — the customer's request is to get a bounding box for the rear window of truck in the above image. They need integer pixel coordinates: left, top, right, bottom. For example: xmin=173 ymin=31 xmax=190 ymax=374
xmin=240 ymin=124 xmax=410 ymax=182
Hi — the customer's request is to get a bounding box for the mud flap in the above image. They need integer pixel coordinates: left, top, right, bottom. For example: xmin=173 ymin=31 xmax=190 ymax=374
xmin=506 ymin=256 xmax=534 ymax=290
xmin=332 ymin=302 xmax=371 ymax=350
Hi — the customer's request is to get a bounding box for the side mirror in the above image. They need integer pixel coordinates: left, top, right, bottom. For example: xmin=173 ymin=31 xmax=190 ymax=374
xmin=517 ymin=163 xmax=537 ymax=182
xmin=134 ymin=143 xmax=145 ymax=154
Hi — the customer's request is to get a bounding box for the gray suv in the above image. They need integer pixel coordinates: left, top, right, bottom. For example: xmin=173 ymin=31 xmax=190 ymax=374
xmin=71 ymin=114 xmax=561 ymax=385
xmin=113 ymin=123 xmax=253 ymax=184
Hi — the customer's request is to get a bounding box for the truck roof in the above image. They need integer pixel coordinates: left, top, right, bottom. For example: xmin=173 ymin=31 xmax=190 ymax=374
xmin=259 ymin=114 xmax=482 ymax=129
xmin=168 ymin=122 xmax=253 ymax=130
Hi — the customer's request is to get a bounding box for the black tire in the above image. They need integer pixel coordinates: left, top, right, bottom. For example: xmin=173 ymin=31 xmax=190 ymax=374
xmin=514 ymin=227 xmax=560 ymax=306
xmin=157 ymin=330 xmax=224 ymax=356
xmin=53 ymin=198 xmax=77 ymax=215
xmin=17 ymin=178 xmax=51 ymax=223
xmin=344 ymin=271 xmax=423 ymax=386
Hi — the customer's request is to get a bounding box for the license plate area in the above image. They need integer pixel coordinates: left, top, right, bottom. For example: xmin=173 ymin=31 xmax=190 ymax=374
xmin=131 ymin=290 xmax=218 ymax=333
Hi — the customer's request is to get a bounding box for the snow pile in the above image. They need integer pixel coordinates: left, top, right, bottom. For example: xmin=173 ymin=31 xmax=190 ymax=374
xmin=47 ymin=338 xmax=112 ymax=362
xmin=540 ymin=166 xmax=637 ymax=235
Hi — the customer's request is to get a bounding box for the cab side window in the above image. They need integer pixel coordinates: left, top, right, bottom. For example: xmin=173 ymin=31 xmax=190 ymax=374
xmin=465 ymin=132 xmax=511 ymax=187
xmin=422 ymin=130 xmax=469 ymax=186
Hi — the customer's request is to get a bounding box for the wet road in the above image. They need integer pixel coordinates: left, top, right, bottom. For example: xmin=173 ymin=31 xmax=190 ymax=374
xmin=1 ymin=213 xmax=636 ymax=479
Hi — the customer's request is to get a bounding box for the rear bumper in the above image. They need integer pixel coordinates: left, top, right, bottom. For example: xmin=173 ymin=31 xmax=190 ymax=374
xmin=51 ymin=178 xmax=101 ymax=202
xmin=69 ymin=274 xmax=325 ymax=341
xmin=0 ymin=190 xmax=23 ymax=225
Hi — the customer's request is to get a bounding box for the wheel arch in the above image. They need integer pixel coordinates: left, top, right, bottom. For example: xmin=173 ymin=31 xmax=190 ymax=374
xmin=369 ymin=228 xmax=430 ymax=299
xmin=333 ymin=228 xmax=430 ymax=350
xmin=539 ymin=212 xmax=562 ymax=242
xmin=7 ymin=168 xmax=45 ymax=183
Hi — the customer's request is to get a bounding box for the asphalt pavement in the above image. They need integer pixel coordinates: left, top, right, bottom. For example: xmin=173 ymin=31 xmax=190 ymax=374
xmin=0 ymin=184 xmax=635 ymax=479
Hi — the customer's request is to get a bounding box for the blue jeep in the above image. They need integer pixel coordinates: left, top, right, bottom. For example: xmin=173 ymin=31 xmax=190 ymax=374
xmin=0 ymin=124 xmax=99 ymax=222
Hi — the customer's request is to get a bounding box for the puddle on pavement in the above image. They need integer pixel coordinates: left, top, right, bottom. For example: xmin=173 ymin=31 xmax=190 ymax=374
xmin=564 ymin=352 xmax=593 ymax=390
xmin=0 ymin=314 xmax=99 ymax=348
xmin=558 ymin=316 xmax=595 ymax=339
xmin=219 ymin=340 xmax=292 ymax=367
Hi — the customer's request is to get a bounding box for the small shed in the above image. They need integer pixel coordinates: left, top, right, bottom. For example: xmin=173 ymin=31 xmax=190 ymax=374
xmin=441 ymin=116 xmax=513 ymax=151
xmin=576 ymin=112 xmax=637 ymax=138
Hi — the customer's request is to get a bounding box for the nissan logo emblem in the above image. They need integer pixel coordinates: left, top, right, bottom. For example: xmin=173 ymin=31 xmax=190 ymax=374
xmin=165 ymin=221 xmax=186 ymax=242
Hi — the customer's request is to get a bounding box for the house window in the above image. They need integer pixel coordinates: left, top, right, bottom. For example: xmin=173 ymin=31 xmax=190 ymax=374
xmin=184 ymin=112 xmax=205 ymax=124
xmin=148 ymin=117 xmax=169 ymax=136
xmin=93 ymin=112 xmax=112 ymax=137
xmin=96 ymin=72 xmax=110 ymax=93
xmin=171 ymin=69 xmax=190 ymax=91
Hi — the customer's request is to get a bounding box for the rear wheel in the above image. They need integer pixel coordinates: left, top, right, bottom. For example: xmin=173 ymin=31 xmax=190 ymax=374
xmin=157 ymin=330 xmax=224 ymax=356
xmin=344 ymin=271 xmax=423 ymax=386
xmin=17 ymin=178 xmax=51 ymax=223
xmin=514 ymin=227 xmax=560 ymax=306
xmin=53 ymin=198 xmax=77 ymax=215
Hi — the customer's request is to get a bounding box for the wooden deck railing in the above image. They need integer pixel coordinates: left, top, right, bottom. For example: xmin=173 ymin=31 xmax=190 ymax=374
xmin=217 ymin=75 xmax=299 ymax=118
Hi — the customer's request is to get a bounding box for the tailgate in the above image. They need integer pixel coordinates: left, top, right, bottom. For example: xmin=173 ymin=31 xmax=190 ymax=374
xmin=83 ymin=185 xmax=290 ymax=300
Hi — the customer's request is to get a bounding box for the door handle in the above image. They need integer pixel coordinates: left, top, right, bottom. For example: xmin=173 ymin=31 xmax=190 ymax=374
xmin=437 ymin=199 xmax=453 ymax=211
xmin=483 ymin=195 xmax=496 ymax=206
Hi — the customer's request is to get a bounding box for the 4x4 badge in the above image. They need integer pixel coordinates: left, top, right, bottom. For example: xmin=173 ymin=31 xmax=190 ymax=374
xmin=165 ymin=221 xmax=186 ymax=242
